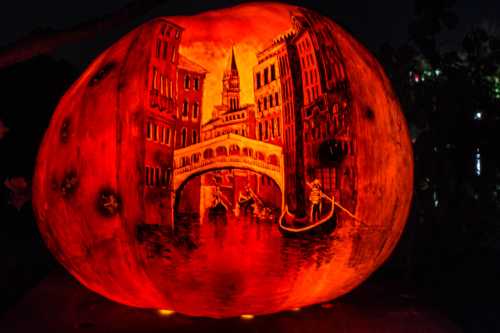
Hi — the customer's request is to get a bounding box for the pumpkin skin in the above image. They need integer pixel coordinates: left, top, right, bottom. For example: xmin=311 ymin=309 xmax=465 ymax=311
xmin=32 ymin=2 xmax=413 ymax=318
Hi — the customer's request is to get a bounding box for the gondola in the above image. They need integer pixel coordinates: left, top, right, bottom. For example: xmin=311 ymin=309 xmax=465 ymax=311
xmin=208 ymin=201 xmax=227 ymax=217
xmin=278 ymin=202 xmax=337 ymax=237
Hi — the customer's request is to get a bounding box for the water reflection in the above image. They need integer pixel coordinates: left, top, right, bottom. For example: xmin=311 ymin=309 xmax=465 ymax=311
xmin=173 ymin=211 xmax=338 ymax=272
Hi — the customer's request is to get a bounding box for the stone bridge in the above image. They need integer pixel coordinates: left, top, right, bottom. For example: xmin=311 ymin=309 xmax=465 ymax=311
xmin=172 ymin=133 xmax=285 ymax=208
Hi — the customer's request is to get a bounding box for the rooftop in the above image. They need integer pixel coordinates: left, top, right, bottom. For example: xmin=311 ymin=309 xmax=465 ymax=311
xmin=178 ymin=55 xmax=208 ymax=75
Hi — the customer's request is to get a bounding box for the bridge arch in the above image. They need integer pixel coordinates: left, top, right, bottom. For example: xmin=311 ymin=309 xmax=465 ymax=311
xmin=172 ymin=133 xmax=285 ymax=211
xmin=173 ymin=164 xmax=284 ymax=215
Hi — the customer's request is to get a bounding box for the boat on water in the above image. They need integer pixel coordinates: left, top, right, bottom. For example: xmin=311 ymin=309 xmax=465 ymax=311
xmin=278 ymin=202 xmax=337 ymax=237
xmin=208 ymin=201 xmax=228 ymax=217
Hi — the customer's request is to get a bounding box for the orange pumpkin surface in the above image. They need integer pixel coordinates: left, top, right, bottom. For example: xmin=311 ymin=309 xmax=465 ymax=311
xmin=33 ymin=2 xmax=413 ymax=318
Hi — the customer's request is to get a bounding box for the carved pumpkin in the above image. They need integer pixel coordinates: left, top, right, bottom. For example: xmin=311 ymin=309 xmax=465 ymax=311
xmin=33 ymin=2 xmax=413 ymax=318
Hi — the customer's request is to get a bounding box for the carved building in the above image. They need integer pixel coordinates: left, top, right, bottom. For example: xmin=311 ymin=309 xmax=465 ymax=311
xmin=144 ymin=19 xmax=207 ymax=224
xmin=251 ymin=9 xmax=357 ymax=213
xmin=175 ymin=55 xmax=208 ymax=215
xmin=292 ymin=9 xmax=357 ymax=212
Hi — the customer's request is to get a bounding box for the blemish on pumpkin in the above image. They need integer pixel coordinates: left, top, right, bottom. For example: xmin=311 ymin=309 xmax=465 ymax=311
xmin=60 ymin=117 xmax=71 ymax=143
xmin=88 ymin=62 xmax=116 ymax=87
xmin=60 ymin=170 xmax=79 ymax=197
xmin=365 ymin=107 xmax=375 ymax=120
xmin=96 ymin=188 xmax=122 ymax=217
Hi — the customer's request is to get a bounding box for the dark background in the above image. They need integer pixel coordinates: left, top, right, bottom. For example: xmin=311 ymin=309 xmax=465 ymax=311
xmin=0 ymin=1 xmax=499 ymax=332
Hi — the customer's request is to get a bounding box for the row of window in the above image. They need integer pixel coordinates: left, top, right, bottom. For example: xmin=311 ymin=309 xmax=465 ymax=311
xmin=228 ymin=97 xmax=239 ymax=111
xmin=145 ymin=166 xmax=171 ymax=187
xmin=152 ymin=67 xmax=174 ymax=98
xmin=258 ymin=118 xmax=281 ymax=141
xmin=160 ymin=25 xmax=180 ymax=39
xmin=180 ymin=128 xmax=199 ymax=148
xmin=257 ymin=92 xmax=280 ymax=112
xmin=224 ymin=112 xmax=245 ymax=122
xmin=146 ymin=121 xmax=200 ymax=148
xmin=283 ymin=102 xmax=294 ymax=124
xmin=183 ymin=74 xmax=201 ymax=91
xmin=297 ymin=38 xmax=312 ymax=53
xmin=282 ymin=78 xmax=293 ymax=101
xmin=305 ymin=85 xmax=321 ymax=105
xmin=207 ymin=127 xmax=246 ymax=140
xmin=146 ymin=121 xmax=172 ymax=145
xmin=155 ymin=39 xmax=177 ymax=63
xmin=182 ymin=100 xmax=200 ymax=119
xmin=255 ymin=64 xmax=277 ymax=89
xmin=303 ymin=115 xmax=348 ymax=142
xmin=304 ymin=69 xmax=320 ymax=87
xmin=278 ymin=55 xmax=290 ymax=78
xmin=301 ymin=53 xmax=316 ymax=70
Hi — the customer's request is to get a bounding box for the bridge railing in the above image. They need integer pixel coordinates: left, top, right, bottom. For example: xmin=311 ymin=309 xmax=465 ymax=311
xmin=174 ymin=155 xmax=282 ymax=175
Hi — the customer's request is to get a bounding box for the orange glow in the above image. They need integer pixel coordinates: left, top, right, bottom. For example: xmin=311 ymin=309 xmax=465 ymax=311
xmin=169 ymin=3 xmax=294 ymax=123
xmin=32 ymin=2 xmax=413 ymax=319
xmin=157 ymin=309 xmax=175 ymax=316
xmin=240 ymin=314 xmax=255 ymax=320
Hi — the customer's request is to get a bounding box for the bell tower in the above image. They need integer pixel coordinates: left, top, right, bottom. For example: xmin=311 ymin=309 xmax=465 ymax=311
xmin=222 ymin=47 xmax=240 ymax=111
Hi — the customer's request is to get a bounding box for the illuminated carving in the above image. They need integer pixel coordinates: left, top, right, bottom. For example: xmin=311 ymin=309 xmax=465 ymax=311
xmin=33 ymin=3 xmax=413 ymax=318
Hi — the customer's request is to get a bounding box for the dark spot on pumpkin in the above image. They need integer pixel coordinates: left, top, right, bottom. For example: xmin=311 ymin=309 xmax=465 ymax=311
xmin=61 ymin=170 xmax=79 ymax=197
xmin=96 ymin=188 xmax=122 ymax=217
xmin=365 ymin=107 xmax=375 ymax=120
xmin=60 ymin=117 xmax=71 ymax=143
xmin=88 ymin=62 xmax=115 ymax=87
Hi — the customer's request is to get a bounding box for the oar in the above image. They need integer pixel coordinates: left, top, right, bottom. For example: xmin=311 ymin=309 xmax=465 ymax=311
xmin=305 ymin=181 xmax=362 ymax=222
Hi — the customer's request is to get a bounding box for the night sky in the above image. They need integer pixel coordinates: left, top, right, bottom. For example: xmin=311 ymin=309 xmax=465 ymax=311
xmin=1 ymin=0 xmax=499 ymax=70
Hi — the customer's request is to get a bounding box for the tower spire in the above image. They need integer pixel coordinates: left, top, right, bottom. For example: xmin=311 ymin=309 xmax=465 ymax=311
xmin=231 ymin=46 xmax=238 ymax=72
xmin=222 ymin=46 xmax=241 ymax=111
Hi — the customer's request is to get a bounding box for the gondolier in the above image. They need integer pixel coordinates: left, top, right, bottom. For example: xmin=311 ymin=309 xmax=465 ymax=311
xmin=309 ymin=179 xmax=323 ymax=222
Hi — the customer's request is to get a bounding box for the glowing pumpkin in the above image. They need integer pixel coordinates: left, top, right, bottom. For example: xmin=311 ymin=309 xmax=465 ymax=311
xmin=33 ymin=2 xmax=413 ymax=318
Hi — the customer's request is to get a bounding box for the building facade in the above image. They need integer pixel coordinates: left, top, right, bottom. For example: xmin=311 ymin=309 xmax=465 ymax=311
xmin=251 ymin=9 xmax=357 ymax=214
xmin=143 ymin=19 xmax=208 ymax=224
xmin=291 ymin=9 xmax=357 ymax=212
xmin=174 ymin=55 xmax=208 ymax=215
xmin=144 ymin=20 xmax=183 ymax=226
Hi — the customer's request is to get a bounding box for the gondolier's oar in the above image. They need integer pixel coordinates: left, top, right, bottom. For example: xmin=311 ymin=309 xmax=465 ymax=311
xmin=305 ymin=181 xmax=362 ymax=222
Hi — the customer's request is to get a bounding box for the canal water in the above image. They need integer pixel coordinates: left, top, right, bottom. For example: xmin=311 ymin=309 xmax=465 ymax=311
xmin=140 ymin=208 xmax=357 ymax=316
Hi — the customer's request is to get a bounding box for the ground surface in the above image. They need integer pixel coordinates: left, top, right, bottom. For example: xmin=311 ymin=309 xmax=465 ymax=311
xmin=0 ymin=268 xmax=461 ymax=333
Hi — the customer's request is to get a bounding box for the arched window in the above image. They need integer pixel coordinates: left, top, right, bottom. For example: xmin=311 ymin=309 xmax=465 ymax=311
xmin=193 ymin=102 xmax=199 ymax=119
xmin=183 ymin=100 xmax=189 ymax=117
xmin=259 ymin=123 xmax=263 ymax=140
xmin=192 ymin=130 xmax=198 ymax=144
xmin=203 ymin=149 xmax=214 ymax=159
xmin=184 ymin=75 xmax=190 ymax=89
xmin=181 ymin=128 xmax=187 ymax=147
